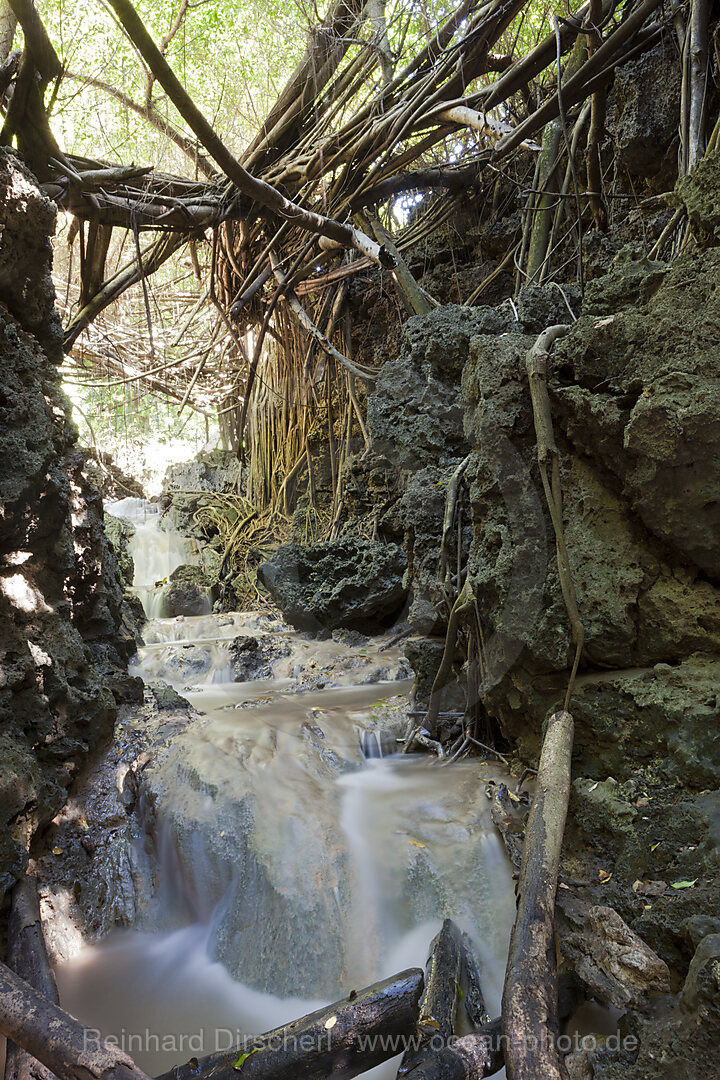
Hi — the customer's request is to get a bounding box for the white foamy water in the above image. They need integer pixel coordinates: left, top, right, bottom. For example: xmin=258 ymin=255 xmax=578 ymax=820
xmin=106 ymin=497 xmax=205 ymax=618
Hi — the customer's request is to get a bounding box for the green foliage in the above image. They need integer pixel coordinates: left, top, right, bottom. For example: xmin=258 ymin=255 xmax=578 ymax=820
xmin=64 ymin=373 xmax=220 ymax=493
xmin=45 ymin=0 xmax=309 ymax=170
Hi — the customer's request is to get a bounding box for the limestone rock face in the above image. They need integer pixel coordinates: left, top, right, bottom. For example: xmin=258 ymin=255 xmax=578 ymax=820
xmin=612 ymin=44 xmax=681 ymax=180
xmin=227 ymin=634 xmax=290 ymax=680
xmin=0 ymin=149 xmax=132 ymax=897
xmin=366 ymin=304 xmax=516 ymax=471
xmin=104 ymin=513 xmax=135 ymax=587
xmin=675 ymin=145 xmax=720 ymax=247
xmin=461 ymin=245 xmax=720 ymax=784
xmin=259 ymin=537 xmax=407 ymax=632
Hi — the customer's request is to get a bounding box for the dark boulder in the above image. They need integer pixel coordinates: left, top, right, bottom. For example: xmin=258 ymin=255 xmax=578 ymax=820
xmin=163 ymin=564 xmax=213 ymax=617
xmin=259 ymin=538 xmax=407 ymax=632
xmin=227 ymin=634 xmax=290 ymax=680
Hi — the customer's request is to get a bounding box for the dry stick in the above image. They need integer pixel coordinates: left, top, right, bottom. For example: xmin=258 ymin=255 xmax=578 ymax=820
xmin=156 ymin=969 xmax=424 ymax=1080
xmin=269 ymin=252 xmax=377 ymax=382
xmin=501 ymin=709 xmax=574 ymax=1080
xmin=525 ymin=326 xmax=583 ymax=709
xmin=0 ymin=959 xmax=155 ymax=1080
xmin=104 ymin=0 xmax=394 ymax=268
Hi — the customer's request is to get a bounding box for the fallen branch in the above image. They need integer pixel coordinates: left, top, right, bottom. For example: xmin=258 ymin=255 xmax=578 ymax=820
xmin=502 ymin=709 xmax=575 ymax=1080
xmin=4 ymin=878 xmax=58 ymax=1080
xmin=0 ymin=960 xmax=155 ymax=1080
xmin=398 ymin=922 xmax=502 ymax=1079
xmin=156 ymin=968 xmax=424 ymax=1080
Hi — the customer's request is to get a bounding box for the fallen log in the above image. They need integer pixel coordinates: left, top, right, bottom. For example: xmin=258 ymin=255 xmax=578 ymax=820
xmin=0 ymin=961 xmax=155 ymax=1080
xmin=4 ymin=878 xmax=59 ymax=1080
xmin=501 ymin=709 xmax=575 ymax=1080
xmin=459 ymin=932 xmax=491 ymax=1028
xmin=398 ymin=1030 xmax=500 ymax=1080
xmin=155 ymin=968 xmax=424 ymax=1080
xmin=396 ymin=920 xmax=460 ymax=1077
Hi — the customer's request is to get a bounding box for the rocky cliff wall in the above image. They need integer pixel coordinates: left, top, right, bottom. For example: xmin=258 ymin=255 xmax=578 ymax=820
xmin=0 ymin=149 xmax=134 ymax=899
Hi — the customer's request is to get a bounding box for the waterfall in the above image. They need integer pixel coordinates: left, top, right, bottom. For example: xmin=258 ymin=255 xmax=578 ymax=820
xmin=106 ymin=497 xmax=193 ymax=618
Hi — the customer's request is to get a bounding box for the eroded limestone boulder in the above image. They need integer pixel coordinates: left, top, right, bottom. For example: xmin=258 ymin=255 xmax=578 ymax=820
xmin=259 ymin=537 xmax=407 ymax=632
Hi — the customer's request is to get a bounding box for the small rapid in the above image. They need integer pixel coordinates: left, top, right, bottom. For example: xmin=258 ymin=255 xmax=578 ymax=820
xmin=54 ymin=505 xmax=516 ymax=1079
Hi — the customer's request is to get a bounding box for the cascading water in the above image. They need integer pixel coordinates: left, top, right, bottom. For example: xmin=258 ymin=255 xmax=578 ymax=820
xmin=106 ymin=497 xmax=199 ymax=618
xmin=53 ymin=553 xmax=517 ymax=1079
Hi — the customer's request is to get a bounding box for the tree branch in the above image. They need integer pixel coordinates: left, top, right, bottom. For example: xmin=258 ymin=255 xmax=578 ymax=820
xmin=104 ymin=0 xmax=395 ymax=268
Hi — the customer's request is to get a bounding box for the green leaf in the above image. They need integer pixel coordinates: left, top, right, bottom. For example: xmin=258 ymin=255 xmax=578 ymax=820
xmin=671 ymin=879 xmax=698 ymax=889
xmin=454 ymin=979 xmax=464 ymax=1000
xmin=233 ymin=1050 xmax=257 ymax=1071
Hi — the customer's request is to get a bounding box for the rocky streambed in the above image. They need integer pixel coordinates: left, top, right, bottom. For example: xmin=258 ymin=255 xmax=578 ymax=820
xmin=34 ymin=599 xmax=515 ymax=1079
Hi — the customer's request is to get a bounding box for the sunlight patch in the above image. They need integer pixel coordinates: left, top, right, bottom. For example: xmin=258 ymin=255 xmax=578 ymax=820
xmin=0 ymin=573 xmax=51 ymax=613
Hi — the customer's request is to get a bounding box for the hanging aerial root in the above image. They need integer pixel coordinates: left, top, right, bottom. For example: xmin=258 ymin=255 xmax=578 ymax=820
xmin=525 ymin=325 xmax=584 ymax=707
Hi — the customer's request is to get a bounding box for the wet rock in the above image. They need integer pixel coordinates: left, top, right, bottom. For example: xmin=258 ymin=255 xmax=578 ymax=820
xmin=163 ymin=564 xmax=213 ymax=617
xmin=331 ymin=628 xmax=369 ymax=647
xmin=148 ymin=681 xmax=191 ymax=711
xmin=611 ymin=44 xmax=681 ymax=180
xmin=121 ymin=590 xmax=146 ymax=647
xmin=227 ymin=634 xmax=290 ymax=680
xmin=259 ymin=537 xmax=407 ymax=632
xmin=161 ymin=644 xmax=217 ymax=682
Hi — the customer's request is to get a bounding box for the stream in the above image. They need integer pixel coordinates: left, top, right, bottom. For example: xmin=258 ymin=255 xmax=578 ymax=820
xmin=53 ymin=500 xmax=517 ymax=1079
